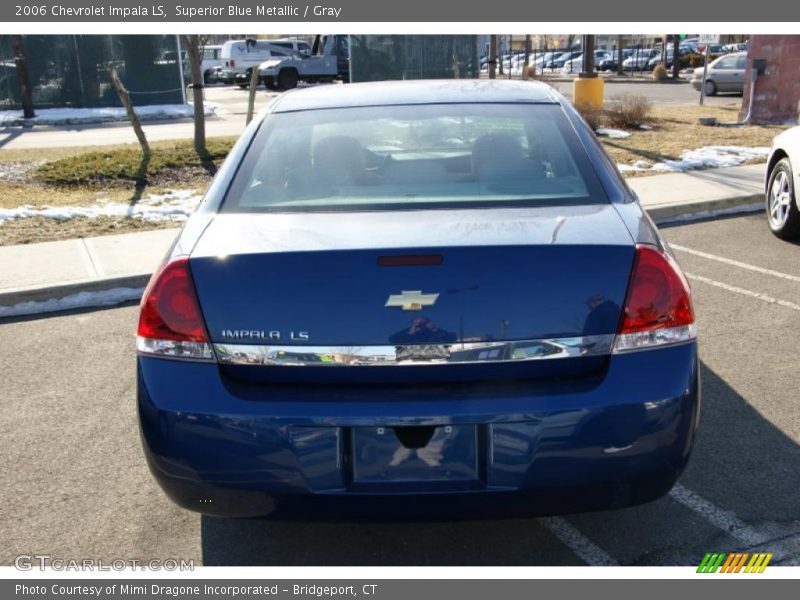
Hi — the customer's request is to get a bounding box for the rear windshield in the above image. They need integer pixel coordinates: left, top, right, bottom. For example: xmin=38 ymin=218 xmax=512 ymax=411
xmin=221 ymin=102 xmax=606 ymax=212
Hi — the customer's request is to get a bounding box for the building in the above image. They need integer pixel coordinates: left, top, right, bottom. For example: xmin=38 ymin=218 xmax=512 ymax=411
xmin=741 ymin=35 xmax=800 ymax=124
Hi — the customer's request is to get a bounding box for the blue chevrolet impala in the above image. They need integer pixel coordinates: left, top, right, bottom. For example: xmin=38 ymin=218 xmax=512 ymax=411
xmin=136 ymin=80 xmax=699 ymax=519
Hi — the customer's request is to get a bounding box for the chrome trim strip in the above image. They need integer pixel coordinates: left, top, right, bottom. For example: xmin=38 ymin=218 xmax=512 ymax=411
xmin=214 ymin=335 xmax=615 ymax=367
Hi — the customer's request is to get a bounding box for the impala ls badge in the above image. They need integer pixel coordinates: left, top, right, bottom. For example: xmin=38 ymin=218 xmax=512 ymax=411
xmin=385 ymin=290 xmax=439 ymax=311
xmin=221 ymin=330 xmax=309 ymax=341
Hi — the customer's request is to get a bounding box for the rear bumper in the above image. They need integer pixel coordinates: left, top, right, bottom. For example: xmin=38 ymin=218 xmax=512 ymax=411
xmin=137 ymin=343 xmax=700 ymax=519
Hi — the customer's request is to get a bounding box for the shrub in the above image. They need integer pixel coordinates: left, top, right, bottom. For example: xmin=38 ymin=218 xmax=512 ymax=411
xmin=679 ymin=52 xmax=705 ymax=69
xmin=574 ymin=100 xmax=606 ymax=131
xmin=606 ymin=94 xmax=652 ymax=129
xmin=522 ymin=64 xmax=539 ymax=80
xmin=652 ymin=63 xmax=669 ymax=81
xmin=35 ymin=138 xmax=235 ymax=185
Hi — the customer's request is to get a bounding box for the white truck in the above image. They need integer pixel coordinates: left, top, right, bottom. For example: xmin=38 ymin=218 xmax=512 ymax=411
xmin=256 ymin=35 xmax=350 ymax=90
xmin=218 ymin=38 xmax=312 ymax=85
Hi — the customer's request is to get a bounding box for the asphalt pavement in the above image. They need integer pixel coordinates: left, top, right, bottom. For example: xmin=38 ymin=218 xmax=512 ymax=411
xmin=0 ymin=81 xmax=738 ymax=151
xmin=549 ymin=78 xmax=739 ymax=105
xmin=1 ymin=213 xmax=798 ymax=566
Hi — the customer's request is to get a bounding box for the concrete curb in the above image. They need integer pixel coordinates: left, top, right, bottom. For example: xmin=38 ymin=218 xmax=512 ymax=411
xmin=0 ymin=274 xmax=151 ymax=308
xmin=647 ymin=193 xmax=763 ymax=223
xmin=0 ymin=193 xmax=765 ymax=311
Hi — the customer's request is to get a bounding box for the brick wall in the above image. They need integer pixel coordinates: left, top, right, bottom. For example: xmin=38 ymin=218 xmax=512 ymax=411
xmin=741 ymin=35 xmax=800 ymax=124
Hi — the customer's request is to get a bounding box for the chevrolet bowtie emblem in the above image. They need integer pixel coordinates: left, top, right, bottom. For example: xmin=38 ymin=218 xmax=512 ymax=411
xmin=385 ymin=290 xmax=439 ymax=311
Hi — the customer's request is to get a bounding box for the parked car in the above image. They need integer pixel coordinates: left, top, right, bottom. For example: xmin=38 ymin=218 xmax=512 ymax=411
xmin=136 ymin=79 xmax=700 ymax=520
xmin=200 ymin=45 xmax=224 ymax=83
xmin=622 ymin=49 xmax=661 ymax=70
xmin=545 ymin=50 xmax=581 ymax=69
xmin=531 ymin=51 xmax=559 ymax=69
xmin=765 ymin=126 xmax=800 ymax=239
xmin=646 ymin=45 xmax=693 ymax=69
xmin=697 ymin=44 xmax=725 ymax=55
xmin=561 ymin=51 xmax=611 ymax=74
xmin=722 ymin=42 xmax=748 ymax=53
xmin=689 ymin=52 xmax=747 ymax=95
xmin=597 ymin=49 xmax=634 ymax=72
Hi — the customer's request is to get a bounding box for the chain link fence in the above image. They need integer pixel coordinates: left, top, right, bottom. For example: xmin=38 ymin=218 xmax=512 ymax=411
xmin=0 ymin=35 xmax=184 ymax=110
xmin=349 ymin=35 xmax=479 ymax=82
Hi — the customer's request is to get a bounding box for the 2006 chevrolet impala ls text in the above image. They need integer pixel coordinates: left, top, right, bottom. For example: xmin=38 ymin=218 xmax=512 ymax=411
xmin=136 ymin=80 xmax=700 ymax=519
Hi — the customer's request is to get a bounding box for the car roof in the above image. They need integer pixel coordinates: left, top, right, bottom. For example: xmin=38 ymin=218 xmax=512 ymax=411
xmin=270 ymin=79 xmax=560 ymax=113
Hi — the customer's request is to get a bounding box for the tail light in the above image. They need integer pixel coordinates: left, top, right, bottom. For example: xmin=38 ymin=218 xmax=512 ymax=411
xmin=136 ymin=258 xmax=214 ymax=360
xmin=229 ymin=59 xmax=235 ymax=67
xmin=613 ymin=244 xmax=696 ymax=353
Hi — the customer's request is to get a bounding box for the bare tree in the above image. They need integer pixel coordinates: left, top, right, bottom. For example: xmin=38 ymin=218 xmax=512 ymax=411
xmin=180 ymin=35 xmax=206 ymax=156
xmin=107 ymin=62 xmax=150 ymax=186
xmin=11 ymin=35 xmax=34 ymax=119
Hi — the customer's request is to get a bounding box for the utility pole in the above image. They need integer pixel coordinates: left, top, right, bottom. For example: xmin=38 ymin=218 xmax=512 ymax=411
xmin=11 ymin=35 xmax=35 ymax=119
xmin=617 ymin=35 xmax=624 ymax=76
xmin=581 ymin=34 xmax=597 ymax=76
xmin=488 ymin=34 xmax=497 ymax=79
xmin=672 ymin=34 xmax=681 ymax=79
xmin=524 ymin=34 xmax=531 ymax=67
xmin=574 ymin=34 xmax=603 ymax=111
xmin=699 ymin=44 xmax=711 ymax=106
xmin=498 ymin=35 xmax=504 ymax=76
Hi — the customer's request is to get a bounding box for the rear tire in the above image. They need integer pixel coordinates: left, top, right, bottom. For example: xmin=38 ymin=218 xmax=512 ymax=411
xmin=766 ymin=157 xmax=800 ymax=239
xmin=278 ymin=69 xmax=298 ymax=90
xmin=703 ymin=80 xmax=717 ymax=96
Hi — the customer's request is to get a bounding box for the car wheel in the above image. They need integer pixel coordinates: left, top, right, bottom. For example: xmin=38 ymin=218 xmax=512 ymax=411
xmin=278 ymin=69 xmax=298 ymax=90
xmin=766 ymin=157 xmax=800 ymax=239
xmin=703 ymin=80 xmax=717 ymax=96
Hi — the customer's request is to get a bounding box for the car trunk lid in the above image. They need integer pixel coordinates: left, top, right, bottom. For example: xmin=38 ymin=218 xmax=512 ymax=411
xmin=189 ymin=206 xmax=634 ymax=383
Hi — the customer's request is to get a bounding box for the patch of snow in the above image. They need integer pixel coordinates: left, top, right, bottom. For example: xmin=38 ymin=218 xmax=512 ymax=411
xmin=0 ymin=189 xmax=202 ymax=224
xmin=596 ymin=128 xmax=632 ymax=139
xmin=650 ymin=146 xmax=770 ymax=172
xmin=618 ymin=146 xmax=769 ymax=174
xmin=0 ymin=287 xmax=144 ymax=318
xmin=0 ymin=103 xmax=218 ymax=126
xmin=639 ymin=124 xmax=654 ymax=130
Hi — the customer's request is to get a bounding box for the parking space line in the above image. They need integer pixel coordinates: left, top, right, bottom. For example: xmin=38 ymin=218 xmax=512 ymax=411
xmin=671 ymin=244 xmax=800 ymax=284
xmin=669 ymin=484 xmax=766 ymax=547
xmin=685 ymin=272 xmax=800 ymax=312
xmin=539 ymin=517 xmax=618 ymax=566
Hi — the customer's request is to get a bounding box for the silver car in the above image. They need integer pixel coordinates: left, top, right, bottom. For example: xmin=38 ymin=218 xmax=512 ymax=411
xmin=690 ymin=52 xmax=747 ymax=96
